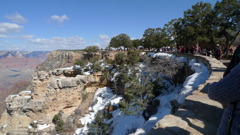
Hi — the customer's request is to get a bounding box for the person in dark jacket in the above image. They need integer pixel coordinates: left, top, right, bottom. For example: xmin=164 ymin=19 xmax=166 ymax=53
xmin=208 ymin=64 xmax=240 ymax=135
xmin=223 ymin=45 xmax=240 ymax=77
xmin=215 ymin=44 xmax=222 ymax=60
xmin=208 ymin=44 xmax=240 ymax=135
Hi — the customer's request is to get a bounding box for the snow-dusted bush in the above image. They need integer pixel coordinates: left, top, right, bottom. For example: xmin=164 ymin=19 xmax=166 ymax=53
xmin=87 ymin=111 xmax=110 ymax=135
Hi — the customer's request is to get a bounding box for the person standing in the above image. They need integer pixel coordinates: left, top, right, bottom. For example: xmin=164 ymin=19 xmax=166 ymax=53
xmin=208 ymin=44 xmax=240 ymax=135
xmin=215 ymin=44 xmax=221 ymax=60
xmin=223 ymin=44 xmax=240 ymax=77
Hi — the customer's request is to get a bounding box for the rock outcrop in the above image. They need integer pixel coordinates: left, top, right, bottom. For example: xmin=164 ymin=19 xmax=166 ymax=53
xmin=36 ymin=50 xmax=84 ymax=72
xmin=0 ymin=66 xmax=106 ymax=134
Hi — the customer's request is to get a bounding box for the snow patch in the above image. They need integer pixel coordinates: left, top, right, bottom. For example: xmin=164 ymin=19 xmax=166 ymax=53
xmin=28 ymin=122 xmax=50 ymax=131
xmin=177 ymin=59 xmax=210 ymax=104
xmin=153 ymin=53 xmax=175 ymax=59
xmin=37 ymin=124 xmax=50 ymax=130
xmin=75 ymin=87 xmax=122 ymax=135
xmin=111 ymin=111 xmax=145 ymax=135
xmin=82 ymin=71 xmax=91 ymax=75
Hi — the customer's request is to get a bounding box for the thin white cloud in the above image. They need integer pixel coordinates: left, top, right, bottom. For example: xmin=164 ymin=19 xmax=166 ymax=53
xmin=50 ymin=15 xmax=69 ymax=25
xmin=0 ymin=34 xmax=34 ymax=39
xmin=0 ymin=22 xmax=23 ymax=34
xmin=5 ymin=13 xmax=27 ymax=23
xmin=13 ymin=35 xmax=34 ymax=39
xmin=99 ymin=34 xmax=111 ymax=48
xmin=29 ymin=36 xmax=86 ymax=50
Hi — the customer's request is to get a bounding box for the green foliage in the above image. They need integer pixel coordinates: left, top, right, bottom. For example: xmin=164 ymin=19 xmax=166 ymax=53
xmin=110 ymin=50 xmax=140 ymax=68
xmin=183 ymin=2 xmax=213 ymax=44
xmin=87 ymin=111 xmax=110 ymax=135
xmin=84 ymin=46 xmax=100 ymax=53
xmin=213 ymin=0 xmax=240 ymax=52
xmin=114 ymin=52 xmax=127 ymax=66
xmin=30 ymin=122 xmax=38 ymax=128
xmin=132 ymin=39 xmax=142 ymax=48
xmin=55 ymin=120 xmax=64 ymax=133
xmin=143 ymin=28 xmax=172 ymax=49
xmin=115 ymin=68 xmax=154 ymax=115
xmin=52 ymin=115 xmax=61 ymax=124
xmin=75 ymin=59 xmax=88 ymax=67
xmin=102 ymin=68 xmax=111 ymax=81
xmin=126 ymin=50 xmax=140 ymax=66
xmin=109 ymin=33 xmax=133 ymax=49
xmin=91 ymin=62 xmax=102 ymax=72
xmin=89 ymin=56 xmax=100 ymax=63
xmin=152 ymin=78 xmax=167 ymax=96
xmin=84 ymin=46 xmax=100 ymax=60
xmin=114 ymin=70 xmax=130 ymax=94
xmin=52 ymin=111 xmax=64 ymax=133
xmin=162 ymin=0 xmax=240 ymax=54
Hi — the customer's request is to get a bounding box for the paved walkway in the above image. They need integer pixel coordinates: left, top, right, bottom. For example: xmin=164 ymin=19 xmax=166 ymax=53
xmin=148 ymin=55 xmax=227 ymax=135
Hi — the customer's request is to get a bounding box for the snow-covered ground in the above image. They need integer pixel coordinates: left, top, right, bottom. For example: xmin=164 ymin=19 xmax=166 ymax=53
xmin=75 ymin=87 xmax=122 ymax=135
xmin=75 ymin=52 xmax=210 ymax=135
xmin=28 ymin=122 xmax=50 ymax=131
xmin=134 ymin=53 xmax=210 ymax=134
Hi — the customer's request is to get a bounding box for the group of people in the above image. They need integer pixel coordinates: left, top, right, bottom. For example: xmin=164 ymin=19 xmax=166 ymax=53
xmin=177 ymin=44 xmax=235 ymax=61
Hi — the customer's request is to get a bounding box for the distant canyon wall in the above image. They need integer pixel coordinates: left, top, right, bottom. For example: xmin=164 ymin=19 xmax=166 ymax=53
xmin=0 ymin=51 xmax=49 ymax=116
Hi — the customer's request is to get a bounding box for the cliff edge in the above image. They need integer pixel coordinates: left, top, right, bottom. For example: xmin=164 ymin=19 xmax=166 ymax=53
xmin=149 ymin=55 xmax=226 ymax=135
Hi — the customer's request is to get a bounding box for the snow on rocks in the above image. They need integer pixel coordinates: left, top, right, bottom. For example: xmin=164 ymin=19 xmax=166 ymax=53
xmin=133 ymin=52 xmax=210 ymax=134
xmin=153 ymin=53 xmax=175 ymax=59
xmin=147 ymin=52 xmax=189 ymax=63
xmin=111 ymin=111 xmax=146 ymax=135
xmin=75 ymin=87 xmax=122 ymax=135
xmin=28 ymin=121 xmax=50 ymax=131
xmin=75 ymin=52 xmax=210 ymax=135
xmin=177 ymin=59 xmax=210 ymax=104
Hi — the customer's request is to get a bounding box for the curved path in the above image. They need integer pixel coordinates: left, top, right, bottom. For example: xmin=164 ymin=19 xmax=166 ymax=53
xmin=148 ymin=54 xmax=226 ymax=135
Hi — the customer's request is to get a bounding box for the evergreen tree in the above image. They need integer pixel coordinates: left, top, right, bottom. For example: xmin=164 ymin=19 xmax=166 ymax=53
xmin=109 ymin=33 xmax=133 ymax=50
xmin=214 ymin=0 xmax=240 ymax=54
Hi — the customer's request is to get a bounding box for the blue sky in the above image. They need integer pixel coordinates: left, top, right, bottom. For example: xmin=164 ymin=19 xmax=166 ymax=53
xmin=0 ymin=0 xmax=219 ymax=51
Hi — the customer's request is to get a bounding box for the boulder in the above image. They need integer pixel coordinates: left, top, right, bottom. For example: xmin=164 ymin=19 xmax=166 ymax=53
xmin=5 ymin=95 xmax=31 ymax=114
xmin=50 ymin=77 xmax=78 ymax=89
xmin=63 ymin=69 xmax=75 ymax=76
xmin=87 ymin=75 xmax=97 ymax=83
xmin=18 ymin=91 xmax=32 ymax=96
xmin=51 ymin=68 xmax=64 ymax=76
xmin=37 ymin=71 xmax=49 ymax=81
xmin=49 ymin=80 xmax=59 ymax=89
xmin=23 ymin=100 xmax=45 ymax=112
xmin=75 ymin=75 xmax=88 ymax=84
xmin=60 ymin=78 xmax=77 ymax=88
xmin=51 ymin=68 xmax=75 ymax=76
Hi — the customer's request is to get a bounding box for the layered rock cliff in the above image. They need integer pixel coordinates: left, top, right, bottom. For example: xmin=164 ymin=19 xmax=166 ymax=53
xmin=0 ymin=67 xmax=107 ymax=134
xmin=36 ymin=50 xmax=84 ymax=72
xmin=0 ymin=50 xmax=225 ymax=135
xmin=0 ymin=50 xmax=109 ymax=134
